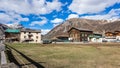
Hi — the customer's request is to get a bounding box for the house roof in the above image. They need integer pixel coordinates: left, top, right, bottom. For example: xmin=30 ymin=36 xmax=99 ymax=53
xmin=21 ymin=28 xmax=41 ymax=33
xmin=89 ymin=34 xmax=102 ymax=38
xmin=56 ymin=35 xmax=69 ymax=38
xmin=68 ymin=27 xmax=93 ymax=32
xmin=5 ymin=29 xmax=20 ymax=33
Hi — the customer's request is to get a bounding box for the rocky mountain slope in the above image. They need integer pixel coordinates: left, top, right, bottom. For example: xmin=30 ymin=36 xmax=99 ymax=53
xmin=0 ymin=23 xmax=9 ymax=35
xmin=44 ymin=18 xmax=120 ymax=39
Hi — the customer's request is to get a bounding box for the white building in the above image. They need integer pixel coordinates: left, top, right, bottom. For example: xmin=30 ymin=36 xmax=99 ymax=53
xmin=88 ymin=33 xmax=103 ymax=43
xmin=91 ymin=38 xmax=103 ymax=42
xmin=104 ymin=31 xmax=120 ymax=42
xmin=20 ymin=29 xmax=41 ymax=43
xmin=116 ymin=36 xmax=120 ymax=40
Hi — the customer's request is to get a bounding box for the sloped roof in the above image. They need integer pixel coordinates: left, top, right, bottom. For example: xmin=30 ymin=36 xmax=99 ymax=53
xmin=21 ymin=28 xmax=41 ymax=33
xmin=68 ymin=27 xmax=93 ymax=32
xmin=89 ymin=33 xmax=102 ymax=38
xmin=5 ymin=29 xmax=20 ymax=33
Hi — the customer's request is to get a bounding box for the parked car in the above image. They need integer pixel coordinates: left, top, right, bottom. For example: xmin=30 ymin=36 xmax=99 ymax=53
xmin=42 ymin=40 xmax=52 ymax=44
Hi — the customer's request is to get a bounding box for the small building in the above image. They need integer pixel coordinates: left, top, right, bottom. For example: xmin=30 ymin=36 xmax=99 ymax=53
xmin=89 ymin=33 xmax=102 ymax=42
xmin=104 ymin=31 xmax=118 ymax=42
xmin=68 ymin=27 xmax=93 ymax=42
xmin=115 ymin=31 xmax=120 ymax=40
xmin=20 ymin=29 xmax=41 ymax=43
xmin=105 ymin=32 xmax=115 ymax=38
xmin=5 ymin=29 xmax=20 ymax=42
xmin=56 ymin=35 xmax=69 ymax=42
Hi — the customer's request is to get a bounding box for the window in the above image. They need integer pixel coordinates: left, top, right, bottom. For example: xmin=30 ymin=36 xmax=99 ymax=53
xmin=36 ymin=36 xmax=38 ymax=39
xmin=24 ymin=32 xmax=26 ymax=34
xmin=24 ymin=36 xmax=26 ymax=38
xmin=85 ymin=34 xmax=87 ymax=37
xmin=36 ymin=40 xmax=37 ymax=42
xmin=36 ymin=32 xmax=39 ymax=34
xmin=82 ymin=38 xmax=84 ymax=41
xmin=75 ymin=34 xmax=77 ymax=37
xmin=81 ymin=33 xmax=84 ymax=37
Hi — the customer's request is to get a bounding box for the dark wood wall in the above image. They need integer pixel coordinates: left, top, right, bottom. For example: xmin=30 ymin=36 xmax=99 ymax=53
xmin=68 ymin=29 xmax=93 ymax=42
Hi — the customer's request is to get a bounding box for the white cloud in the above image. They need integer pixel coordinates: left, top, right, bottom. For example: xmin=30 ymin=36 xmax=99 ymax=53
xmin=0 ymin=0 xmax=63 ymax=15
xmin=51 ymin=18 xmax=64 ymax=27
xmin=51 ymin=18 xmax=64 ymax=23
xmin=0 ymin=0 xmax=62 ymax=26
xmin=81 ymin=8 xmax=120 ymax=20
xmin=67 ymin=14 xmax=79 ymax=19
xmin=69 ymin=0 xmax=120 ymax=14
xmin=30 ymin=17 xmax=47 ymax=26
xmin=0 ymin=12 xmax=29 ymax=24
xmin=41 ymin=29 xmax=51 ymax=35
xmin=0 ymin=13 xmax=13 ymax=23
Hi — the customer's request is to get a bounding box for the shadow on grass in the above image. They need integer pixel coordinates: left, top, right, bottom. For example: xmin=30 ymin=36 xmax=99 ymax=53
xmin=6 ymin=45 xmax=45 ymax=68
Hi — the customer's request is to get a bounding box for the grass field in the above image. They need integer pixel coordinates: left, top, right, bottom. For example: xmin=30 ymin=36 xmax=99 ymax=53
xmin=6 ymin=43 xmax=120 ymax=68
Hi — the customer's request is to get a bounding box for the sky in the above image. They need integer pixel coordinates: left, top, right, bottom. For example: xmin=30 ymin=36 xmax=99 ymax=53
xmin=0 ymin=0 xmax=120 ymax=35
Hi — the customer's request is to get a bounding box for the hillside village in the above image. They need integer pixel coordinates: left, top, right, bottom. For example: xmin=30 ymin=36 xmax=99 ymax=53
xmin=0 ymin=18 xmax=120 ymax=43
xmin=0 ymin=24 xmax=41 ymax=43
xmin=0 ymin=0 xmax=120 ymax=68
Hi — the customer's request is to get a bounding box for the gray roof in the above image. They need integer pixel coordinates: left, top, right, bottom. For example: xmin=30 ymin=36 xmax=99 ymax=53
xmin=21 ymin=28 xmax=41 ymax=33
xmin=75 ymin=28 xmax=93 ymax=32
xmin=68 ymin=27 xmax=93 ymax=32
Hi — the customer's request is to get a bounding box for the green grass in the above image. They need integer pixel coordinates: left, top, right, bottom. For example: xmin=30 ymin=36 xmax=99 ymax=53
xmin=6 ymin=43 xmax=120 ymax=68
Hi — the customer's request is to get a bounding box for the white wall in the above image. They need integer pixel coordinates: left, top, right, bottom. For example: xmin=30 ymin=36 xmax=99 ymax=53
xmin=91 ymin=38 xmax=102 ymax=42
xmin=20 ymin=32 xmax=41 ymax=43
xmin=116 ymin=36 xmax=120 ymax=40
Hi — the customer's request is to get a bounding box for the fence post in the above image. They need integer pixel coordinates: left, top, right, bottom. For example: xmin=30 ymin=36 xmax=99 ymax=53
xmin=1 ymin=51 xmax=7 ymax=65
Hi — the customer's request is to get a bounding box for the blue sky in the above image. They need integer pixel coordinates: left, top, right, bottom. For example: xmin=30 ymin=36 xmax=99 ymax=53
xmin=0 ymin=0 xmax=120 ymax=34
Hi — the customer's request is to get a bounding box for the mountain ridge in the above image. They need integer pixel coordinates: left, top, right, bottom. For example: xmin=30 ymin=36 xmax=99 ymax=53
xmin=43 ymin=18 xmax=120 ymax=39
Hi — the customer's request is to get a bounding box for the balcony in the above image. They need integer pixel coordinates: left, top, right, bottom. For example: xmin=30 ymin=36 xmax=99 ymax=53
xmin=28 ymin=34 xmax=33 ymax=36
xmin=105 ymin=36 xmax=116 ymax=39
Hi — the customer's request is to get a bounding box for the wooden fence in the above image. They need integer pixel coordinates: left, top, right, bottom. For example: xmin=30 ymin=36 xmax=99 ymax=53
xmin=0 ymin=43 xmax=18 ymax=68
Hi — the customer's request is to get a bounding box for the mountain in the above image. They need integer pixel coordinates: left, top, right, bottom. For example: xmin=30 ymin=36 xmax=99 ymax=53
xmin=0 ymin=23 xmax=9 ymax=36
xmin=43 ymin=18 xmax=120 ymax=39
xmin=6 ymin=23 xmax=24 ymax=29
xmin=96 ymin=21 xmax=120 ymax=32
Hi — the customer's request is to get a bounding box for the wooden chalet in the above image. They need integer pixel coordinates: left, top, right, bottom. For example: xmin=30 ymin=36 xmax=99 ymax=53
xmin=103 ymin=31 xmax=120 ymax=37
xmin=68 ymin=27 xmax=93 ymax=42
xmin=105 ymin=32 xmax=115 ymax=37
xmin=105 ymin=32 xmax=116 ymax=39
xmin=115 ymin=31 xmax=120 ymax=36
xmin=114 ymin=31 xmax=120 ymax=40
xmin=5 ymin=29 xmax=20 ymax=42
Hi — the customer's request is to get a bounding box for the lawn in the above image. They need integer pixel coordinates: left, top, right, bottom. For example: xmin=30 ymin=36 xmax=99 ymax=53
xmin=6 ymin=43 xmax=120 ymax=68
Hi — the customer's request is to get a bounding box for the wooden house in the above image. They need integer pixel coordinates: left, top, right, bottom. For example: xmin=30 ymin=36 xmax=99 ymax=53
xmin=5 ymin=29 xmax=20 ymax=42
xmin=115 ymin=31 xmax=120 ymax=40
xmin=115 ymin=31 xmax=120 ymax=36
xmin=68 ymin=27 xmax=93 ymax=42
xmin=105 ymin=32 xmax=115 ymax=37
xmin=104 ymin=31 xmax=120 ymax=42
xmin=105 ymin=32 xmax=116 ymax=39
